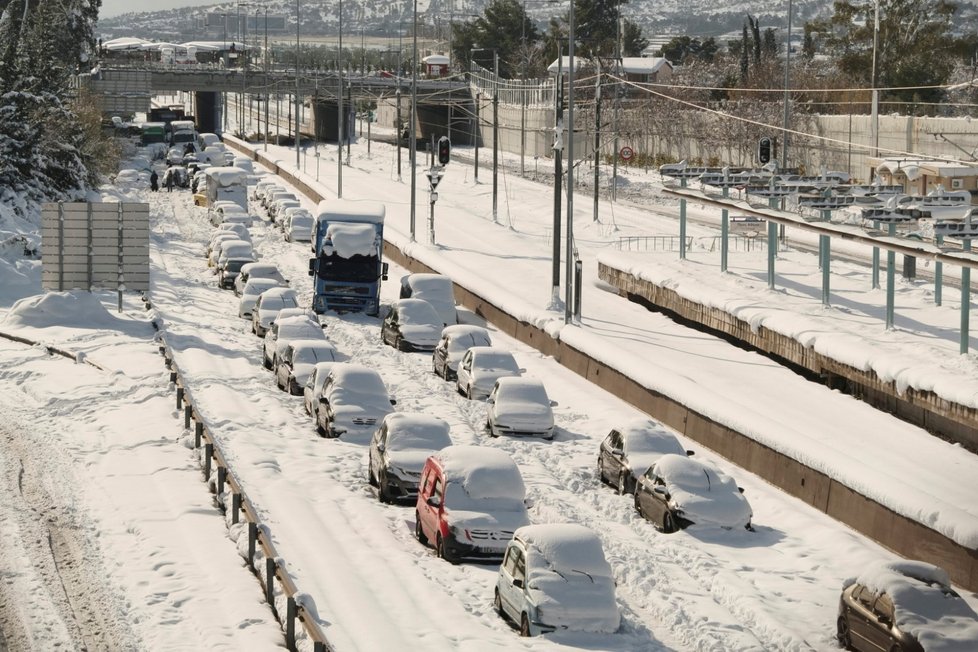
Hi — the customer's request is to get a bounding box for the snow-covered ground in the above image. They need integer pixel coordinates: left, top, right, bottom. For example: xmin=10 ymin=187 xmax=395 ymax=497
xmin=1 ymin=126 xmax=977 ymax=651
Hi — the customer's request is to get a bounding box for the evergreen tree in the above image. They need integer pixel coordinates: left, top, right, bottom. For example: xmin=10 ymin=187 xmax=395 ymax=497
xmin=452 ymin=0 xmax=538 ymax=79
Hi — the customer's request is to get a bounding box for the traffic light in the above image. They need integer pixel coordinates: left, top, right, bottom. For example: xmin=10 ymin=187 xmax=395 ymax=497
xmin=758 ymin=137 xmax=773 ymax=165
xmin=437 ymin=136 xmax=451 ymax=166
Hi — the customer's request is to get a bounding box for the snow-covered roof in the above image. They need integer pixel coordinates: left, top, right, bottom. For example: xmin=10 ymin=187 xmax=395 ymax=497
xmin=517 ymin=524 xmax=613 ymax=578
xmin=870 ymin=157 xmax=977 ymax=179
xmin=618 ymin=57 xmax=672 ymax=75
xmin=322 ymin=223 xmax=378 ymax=258
xmin=315 ymin=199 xmax=385 ymax=225
xmin=547 ymin=56 xmax=591 ymax=73
xmin=434 ymin=446 xmax=524 ymax=500
xmin=202 ymin=166 xmax=248 ymax=187
xmin=423 ymin=54 xmax=450 ymax=65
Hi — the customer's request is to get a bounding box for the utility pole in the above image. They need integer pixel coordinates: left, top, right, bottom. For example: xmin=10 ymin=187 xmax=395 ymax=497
xmin=552 ymin=52 xmax=563 ymax=307
xmin=410 ymin=0 xmax=418 ymax=241
xmin=565 ymin=3 xmax=576 ymax=324
xmin=492 ymin=50 xmax=499 ymax=223
xmin=295 ymin=0 xmax=300 ymax=169
xmin=337 ymin=0 xmax=344 ymax=197
xmin=593 ymin=63 xmax=600 ymax=223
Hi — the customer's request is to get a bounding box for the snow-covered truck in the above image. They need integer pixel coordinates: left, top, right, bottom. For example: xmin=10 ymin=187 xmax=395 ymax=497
xmin=202 ymin=167 xmax=249 ymax=210
xmin=308 ymin=200 xmax=388 ymax=316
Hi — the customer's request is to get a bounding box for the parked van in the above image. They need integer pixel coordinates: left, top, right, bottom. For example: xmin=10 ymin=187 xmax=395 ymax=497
xmin=415 ymin=445 xmax=530 ymax=563
xmin=202 ymin=166 xmax=249 ymax=209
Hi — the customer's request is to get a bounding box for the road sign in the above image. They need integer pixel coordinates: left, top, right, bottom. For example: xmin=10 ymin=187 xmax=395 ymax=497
xmin=619 ymin=146 xmax=634 ymax=161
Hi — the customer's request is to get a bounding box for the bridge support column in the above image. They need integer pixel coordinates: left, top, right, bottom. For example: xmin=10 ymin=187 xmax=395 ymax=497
xmin=194 ymin=91 xmax=222 ymax=135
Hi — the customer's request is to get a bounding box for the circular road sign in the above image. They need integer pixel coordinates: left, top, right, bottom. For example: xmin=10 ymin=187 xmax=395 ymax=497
xmin=619 ymin=146 xmax=635 ymax=161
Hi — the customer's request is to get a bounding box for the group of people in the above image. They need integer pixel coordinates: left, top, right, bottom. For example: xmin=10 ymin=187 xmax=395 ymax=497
xmin=149 ymin=168 xmax=183 ymax=192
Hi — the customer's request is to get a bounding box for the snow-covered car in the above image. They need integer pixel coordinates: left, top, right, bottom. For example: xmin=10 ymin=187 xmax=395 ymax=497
xmin=213 ymin=221 xmax=251 ymax=243
xmin=215 ymin=241 xmax=254 ymax=273
xmin=380 ymin=298 xmax=443 ymax=352
xmin=252 ymin=179 xmax=278 ymax=202
xmin=233 ymin=262 xmax=287 ymax=296
xmin=262 ymin=314 xmax=325 ymax=369
xmin=485 ymin=377 xmax=557 ymax=440
xmin=303 ymin=361 xmax=337 ymax=419
xmin=209 ymin=204 xmax=250 ymax=227
xmin=270 ymin=198 xmax=301 ymax=224
xmin=275 ymin=339 xmax=338 ymax=395
xmin=316 ymin=363 xmax=396 ymax=439
xmin=208 ymin=237 xmax=250 ymax=268
xmin=207 ymin=231 xmax=243 ymax=257
xmin=431 ymin=325 xmax=492 ymax=380
xmin=264 ymin=190 xmax=296 ymax=212
xmin=634 ymin=454 xmax=753 ymax=533
xmin=495 ymin=524 xmax=620 ymax=637
xmin=368 ymin=413 xmax=453 ymax=503
xmin=237 ymin=277 xmax=286 ymax=318
xmin=232 ymin=157 xmax=254 ymax=174
xmin=455 ymin=346 xmax=524 ymax=400
xmin=597 ymin=419 xmax=692 ymax=495
xmin=251 ymin=287 xmax=300 ymax=338
xmin=414 ymin=445 xmax=530 ymax=563
xmin=217 ymin=254 xmax=256 ymax=290
xmin=837 ymin=560 xmax=978 ymax=652
xmin=282 ymin=209 xmax=314 ymax=243
xmin=399 ymin=273 xmax=457 ymax=326
xmin=114 ymin=168 xmax=148 ymax=189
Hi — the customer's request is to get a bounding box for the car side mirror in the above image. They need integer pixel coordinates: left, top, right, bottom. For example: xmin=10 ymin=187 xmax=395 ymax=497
xmin=381 ymin=262 xmax=389 ymax=281
xmin=653 ymin=486 xmax=669 ymax=498
xmin=876 ymin=613 xmax=891 ymax=627
xmin=517 ymin=368 xmax=527 ymax=374
xmin=611 ymin=448 xmax=624 ymax=457
xmin=376 ymin=444 xmax=385 ymax=453
xmin=389 ymin=398 xmax=397 ymax=406
xmin=738 ymin=487 xmax=745 ymax=494
xmin=426 ymin=496 xmax=441 ymax=508
xmin=550 ymin=400 xmax=558 ymax=407
xmin=512 ymin=578 xmax=524 ymax=589
xmin=308 ymin=258 xmax=315 ymax=276
xmin=486 ymin=398 xmax=494 ymax=404
xmin=686 ymin=449 xmax=695 ymax=457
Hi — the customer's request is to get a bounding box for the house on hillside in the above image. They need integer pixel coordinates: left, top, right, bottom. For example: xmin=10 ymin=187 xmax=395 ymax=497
xmin=423 ymin=54 xmax=450 ymax=78
xmin=618 ymin=57 xmax=673 ymax=83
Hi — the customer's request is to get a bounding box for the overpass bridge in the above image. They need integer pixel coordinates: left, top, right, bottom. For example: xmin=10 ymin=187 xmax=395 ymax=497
xmin=77 ymin=65 xmax=476 ymax=144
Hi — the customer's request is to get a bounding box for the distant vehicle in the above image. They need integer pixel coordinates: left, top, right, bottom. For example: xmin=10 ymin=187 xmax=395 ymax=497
xmin=367 ymin=413 xmax=453 ymax=504
xmin=215 ymin=241 xmax=254 ymax=275
xmin=414 ymin=445 xmax=530 ymax=563
xmin=252 ymin=287 xmax=300 ymax=338
xmin=261 ymin=314 xmax=325 ymax=369
xmin=198 ymin=132 xmax=220 ymax=150
xmin=597 ymin=419 xmax=692 ymax=495
xmin=455 ymin=346 xmax=524 ymax=400
xmin=238 ymin=277 xmax=286 ymax=319
xmin=202 ymin=166 xmax=248 ymax=209
xmin=316 ymin=363 xmax=396 ymax=438
xmin=399 ymin=273 xmax=457 ymax=326
xmin=232 ymin=156 xmax=254 ymax=174
xmin=139 ymin=121 xmax=167 ymax=145
xmin=309 ymin=200 xmax=388 ymax=315
xmin=169 ymin=119 xmax=197 ymax=146
xmin=275 ymin=339 xmax=338 ymax=395
xmin=254 ymin=181 xmax=284 ymax=204
xmin=380 ymin=298 xmax=443 ymax=352
xmin=213 ymin=221 xmax=250 ymax=243
xmin=495 ymin=524 xmax=620 ymax=637
xmin=208 ymin=237 xmax=250 ymax=268
xmin=234 ymin=262 xmax=287 ymax=297
xmin=303 ymin=361 xmax=337 ymax=419
xmin=264 ymin=190 xmax=297 ymax=212
xmin=633 ymin=454 xmax=753 ymax=533
xmin=270 ymin=198 xmax=301 ymax=224
xmin=217 ymin=253 xmax=257 ymax=290
xmin=432 ymin=325 xmax=492 ymax=380
xmin=838 ymin=560 xmax=978 ymax=652
xmin=485 ymin=377 xmax=557 ymax=440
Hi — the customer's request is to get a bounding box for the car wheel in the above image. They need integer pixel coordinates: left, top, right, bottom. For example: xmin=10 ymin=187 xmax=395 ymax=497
xmin=435 ymin=534 xmax=457 ymax=564
xmin=520 ymin=613 xmax=531 ymax=637
xmin=263 ymin=355 xmax=272 ymax=370
xmin=617 ymin=471 xmax=628 ymax=495
xmin=414 ymin=512 xmax=428 ymax=545
xmin=836 ymin=616 xmax=852 ymax=650
xmin=367 ymin=461 xmax=378 ymax=487
xmin=487 ymin=419 xmax=498 ymax=438
xmin=634 ymin=492 xmax=644 ymax=518
xmin=466 ymin=384 xmax=474 ymax=400
xmin=662 ymin=512 xmax=676 ymax=534
xmin=493 ymin=589 xmax=503 ymax=616
xmin=396 ymin=336 xmax=408 ymax=352
xmin=315 ymin=420 xmax=325 ymax=437
xmin=378 ymin=472 xmax=392 ymax=504
xmin=433 ymin=360 xmax=440 ymax=377
xmin=276 ymin=375 xmax=284 ymax=390
xmin=289 ymin=380 xmax=300 ymax=396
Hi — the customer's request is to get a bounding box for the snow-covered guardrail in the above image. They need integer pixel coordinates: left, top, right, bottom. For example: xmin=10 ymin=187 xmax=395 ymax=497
xmin=151 ymin=302 xmax=334 ymax=652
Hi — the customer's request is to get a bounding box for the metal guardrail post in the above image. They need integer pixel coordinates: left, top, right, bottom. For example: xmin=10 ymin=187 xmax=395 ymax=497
xmin=203 ymin=443 xmax=213 ymax=479
xmin=194 ymin=421 xmax=203 ymax=448
xmin=231 ymin=493 xmax=241 ymax=524
xmin=184 ymin=404 xmax=192 ymax=429
xmin=217 ymin=466 xmax=227 ymax=494
xmin=286 ymin=597 xmax=297 ymax=651
xmin=176 ymin=386 xmax=184 ymax=410
xmin=248 ymin=522 xmax=257 ymax=568
xmin=265 ymin=557 xmax=276 ymax=609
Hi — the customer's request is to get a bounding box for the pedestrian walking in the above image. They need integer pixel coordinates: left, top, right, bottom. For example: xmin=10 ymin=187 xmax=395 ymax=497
xmin=165 ymin=169 xmax=175 ymax=192
xmin=150 ymin=170 xmax=159 ymax=192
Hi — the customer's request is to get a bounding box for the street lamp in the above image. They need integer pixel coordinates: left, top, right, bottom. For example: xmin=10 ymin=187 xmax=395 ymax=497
xmin=565 ymin=0 xmax=576 ymax=324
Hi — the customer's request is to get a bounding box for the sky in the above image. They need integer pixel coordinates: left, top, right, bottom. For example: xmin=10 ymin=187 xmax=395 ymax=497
xmin=100 ymin=0 xmax=222 ymax=19
xmin=1 ymin=98 xmax=978 ymax=649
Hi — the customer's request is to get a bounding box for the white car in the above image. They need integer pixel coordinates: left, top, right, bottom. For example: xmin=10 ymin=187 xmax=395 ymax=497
xmin=303 ymin=361 xmax=338 ymax=419
xmin=455 ymin=346 xmax=524 ymax=400
xmin=485 ymin=377 xmax=557 ymax=440
xmin=316 ymin=363 xmax=396 ymax=439
xmin=238 ymin=277 xmax=286 ymax=318
xmin=213 ymin=222 xmax=250 ymax=242
xmin=262 ymin=314 xmax=326 ymax=369
xmin=380 ymin=298 xmax=444 ymax=352
xmin=432 ymin=325 xmax=492 ymax=380
xmin=367 ymin=413 xmax=452 ymax=503
xmin=251 ymin=287 xmax=300 ymax=338
xmin=275 ymin=339 xmax=338 ymax=395
xmin=234 ymin=262 xmax=287 ymax=296
xmin=597 ymin=419 xmax=692 ymax=495
xmin=264 ymin=190 xmax=296 ymax=212
xmin=283 ymin=209 xmax=314 ymax=242
xmin=208 ymin=237 xmax=250 ymax=268
xmin=399 ymin=273 xmax=457 ymax=326
xmin=271 ymin=198 xmax=301 ymax=224
xmin=215 ymin=241 xmax=255 ymax=274
xmin=495 ymin=524 xmax=620 ymax=637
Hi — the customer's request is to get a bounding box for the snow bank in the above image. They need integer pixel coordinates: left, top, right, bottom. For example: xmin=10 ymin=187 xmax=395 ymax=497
xmin=435 ymin=446 xmax=525 ymax=500
xmin=2 ymin=291 xmax=147 ymax=331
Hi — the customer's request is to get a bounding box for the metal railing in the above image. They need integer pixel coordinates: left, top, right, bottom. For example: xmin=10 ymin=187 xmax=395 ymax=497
xmin=618 ymin=234 xmax=767 ymax=253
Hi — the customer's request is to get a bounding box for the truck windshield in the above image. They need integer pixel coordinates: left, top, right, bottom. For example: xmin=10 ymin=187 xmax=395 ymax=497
xmin=317 ymin=254 xmax=378 ymax=283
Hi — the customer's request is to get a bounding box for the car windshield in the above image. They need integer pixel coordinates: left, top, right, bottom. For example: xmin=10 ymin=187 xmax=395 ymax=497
xmin=388 ymin=424 xmax=451 ymax=451
xmin=442 ymin=482 xmax=525 ymax=513
xmin=262 ymin=295 xmax=299 ymax=311
xmin=447 ymin=332 xmax=491 ymax=353
xmin=293 ymin=345 xmax=335 ymax=365
xmin=245 ymin=280 xmax=279 ymax=296
xmin=398 ymin=302 xmax=439 ymax=324
xmin=477 ymin=352 xmax=519 ymax=371
xmin=497 ymin=382 xmax=548 ymax=404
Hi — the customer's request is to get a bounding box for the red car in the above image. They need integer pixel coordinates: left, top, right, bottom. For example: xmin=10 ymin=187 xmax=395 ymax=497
xmin=414 ymin=446 xmax=529 ymax=564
